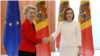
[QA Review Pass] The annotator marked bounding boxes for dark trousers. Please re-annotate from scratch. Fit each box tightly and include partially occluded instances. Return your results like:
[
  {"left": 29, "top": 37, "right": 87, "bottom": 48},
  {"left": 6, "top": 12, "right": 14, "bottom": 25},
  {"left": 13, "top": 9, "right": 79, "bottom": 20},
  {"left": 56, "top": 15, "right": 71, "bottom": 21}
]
[{"left": 18, "top": 50, "right": 36, "bottom": 56}]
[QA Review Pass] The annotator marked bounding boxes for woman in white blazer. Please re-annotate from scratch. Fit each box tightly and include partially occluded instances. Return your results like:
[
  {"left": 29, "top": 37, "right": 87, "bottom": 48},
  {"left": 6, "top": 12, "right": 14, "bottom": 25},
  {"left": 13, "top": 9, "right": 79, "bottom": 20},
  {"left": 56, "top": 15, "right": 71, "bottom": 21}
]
[{"left": 47, "top": 8, "right": 82, "bottom": 56}]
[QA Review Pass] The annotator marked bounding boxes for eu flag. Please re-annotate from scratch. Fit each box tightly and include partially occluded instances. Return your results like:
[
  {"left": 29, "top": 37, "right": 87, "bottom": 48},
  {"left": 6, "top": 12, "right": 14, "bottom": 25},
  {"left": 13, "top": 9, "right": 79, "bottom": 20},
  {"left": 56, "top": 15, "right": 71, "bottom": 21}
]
[{"left": 3, "top": 1, "right": 21, "bottom": 56}]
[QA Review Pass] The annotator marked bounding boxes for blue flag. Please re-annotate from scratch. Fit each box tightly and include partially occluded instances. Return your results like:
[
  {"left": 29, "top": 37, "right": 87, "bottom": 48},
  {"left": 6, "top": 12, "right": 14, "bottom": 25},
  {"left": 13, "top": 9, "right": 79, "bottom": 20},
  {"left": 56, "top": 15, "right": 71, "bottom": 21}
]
[{"left": 3, "top": 1, "right": 21, "bottom": 56}]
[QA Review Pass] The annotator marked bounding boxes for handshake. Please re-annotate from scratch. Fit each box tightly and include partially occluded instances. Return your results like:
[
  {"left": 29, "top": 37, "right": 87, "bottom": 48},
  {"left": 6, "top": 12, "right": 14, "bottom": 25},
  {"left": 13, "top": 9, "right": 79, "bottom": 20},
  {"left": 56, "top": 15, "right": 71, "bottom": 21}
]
[
  {"left": 36, "top": 36, "right": 53, "bottom": 47},
  {"left": 42, "top": 36, "right": 53, "bottom": 44},
  {"left": 42, "top": 37, "right": 49, "bottom": 44}
]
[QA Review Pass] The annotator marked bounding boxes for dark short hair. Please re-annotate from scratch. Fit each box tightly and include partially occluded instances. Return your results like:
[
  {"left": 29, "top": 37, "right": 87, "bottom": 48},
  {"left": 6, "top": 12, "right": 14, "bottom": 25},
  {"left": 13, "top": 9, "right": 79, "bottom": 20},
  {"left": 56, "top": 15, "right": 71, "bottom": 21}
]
[{"left": 62, "top": 7, "right": 75, "bottom": 21}]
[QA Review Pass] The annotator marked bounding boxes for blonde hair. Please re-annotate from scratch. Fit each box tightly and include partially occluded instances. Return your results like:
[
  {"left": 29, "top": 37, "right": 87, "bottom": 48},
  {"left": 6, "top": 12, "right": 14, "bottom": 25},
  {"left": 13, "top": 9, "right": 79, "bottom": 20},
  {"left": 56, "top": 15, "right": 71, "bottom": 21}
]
[{"left": 23, "top": 5, "right": 37, "bottom": 17}]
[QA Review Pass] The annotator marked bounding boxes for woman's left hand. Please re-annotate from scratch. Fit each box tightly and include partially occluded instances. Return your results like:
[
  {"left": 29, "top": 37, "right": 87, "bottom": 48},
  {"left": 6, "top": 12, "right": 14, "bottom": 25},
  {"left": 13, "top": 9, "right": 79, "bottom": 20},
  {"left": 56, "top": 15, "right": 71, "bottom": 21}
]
[
  {"left": 35, "top": 44, "right": 40, "bottom": 47},
  {"left": 78, "top": 49, "right": 81, "bottom": 56}
]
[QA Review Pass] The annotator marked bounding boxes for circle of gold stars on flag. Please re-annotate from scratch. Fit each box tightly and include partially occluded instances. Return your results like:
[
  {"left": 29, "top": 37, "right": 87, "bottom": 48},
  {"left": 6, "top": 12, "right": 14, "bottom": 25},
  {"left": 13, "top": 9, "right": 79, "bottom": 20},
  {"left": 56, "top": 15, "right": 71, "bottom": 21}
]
[{"left": 5, "top": 21, "right": 20, "bottom": 26}]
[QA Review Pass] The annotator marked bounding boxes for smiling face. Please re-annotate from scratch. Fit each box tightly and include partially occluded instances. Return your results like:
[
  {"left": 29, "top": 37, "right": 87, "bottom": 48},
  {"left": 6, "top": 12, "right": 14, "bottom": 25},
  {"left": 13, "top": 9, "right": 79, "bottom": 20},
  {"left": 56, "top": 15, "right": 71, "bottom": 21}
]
[
  {"left": 63, "top": 8, "right": 74, "bottom": 22},
  {"left": 26, "top": 8, "right": 36, "bottom": 22},
  {"left": 66, "top": 9, "right": 73, "bottom": 22}
]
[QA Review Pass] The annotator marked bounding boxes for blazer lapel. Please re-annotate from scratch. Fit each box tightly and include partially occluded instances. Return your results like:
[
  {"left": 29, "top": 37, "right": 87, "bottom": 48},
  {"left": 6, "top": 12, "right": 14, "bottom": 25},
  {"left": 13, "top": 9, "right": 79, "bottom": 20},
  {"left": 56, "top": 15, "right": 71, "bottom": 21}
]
[{"left": 25, "top": 19, "right": 36, "bottom": 35}]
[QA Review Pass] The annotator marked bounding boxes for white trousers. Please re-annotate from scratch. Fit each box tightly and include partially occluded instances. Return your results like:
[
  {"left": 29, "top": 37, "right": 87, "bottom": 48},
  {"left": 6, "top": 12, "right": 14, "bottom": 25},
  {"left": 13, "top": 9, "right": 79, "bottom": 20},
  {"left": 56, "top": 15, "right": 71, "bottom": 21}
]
[{"left": 59, "top": 46, "right": 79, "bottom": 56}]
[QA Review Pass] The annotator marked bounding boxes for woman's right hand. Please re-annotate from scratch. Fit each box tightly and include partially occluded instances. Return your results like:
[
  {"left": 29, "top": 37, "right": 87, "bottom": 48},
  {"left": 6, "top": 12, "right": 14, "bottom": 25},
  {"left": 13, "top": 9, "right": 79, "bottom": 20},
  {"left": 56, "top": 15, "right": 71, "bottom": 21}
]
[
  {"left": 48, "top": 36, "right": 53, "bottom": 41},
  {"left": 42, "top": 36, "right": 53, "bottom": 44},
  {"left": 42, "top": 38, "right": 49, "bottom": 44}
]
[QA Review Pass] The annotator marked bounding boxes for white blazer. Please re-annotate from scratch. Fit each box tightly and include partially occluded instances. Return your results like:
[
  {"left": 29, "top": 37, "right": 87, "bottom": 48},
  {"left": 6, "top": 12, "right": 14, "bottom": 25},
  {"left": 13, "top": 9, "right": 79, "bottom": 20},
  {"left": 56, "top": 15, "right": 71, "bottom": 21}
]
[{"left": 51, "top": 20, "right": 82, "bottom": 47}]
